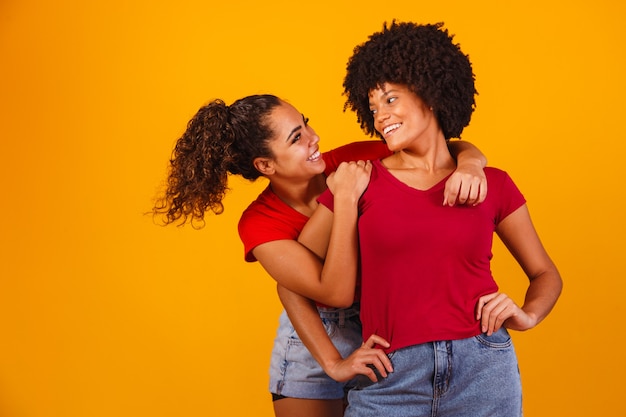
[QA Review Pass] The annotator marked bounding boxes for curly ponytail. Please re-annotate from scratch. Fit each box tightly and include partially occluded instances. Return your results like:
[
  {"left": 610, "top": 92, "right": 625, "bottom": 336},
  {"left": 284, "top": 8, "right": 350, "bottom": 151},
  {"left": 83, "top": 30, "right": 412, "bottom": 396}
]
[{"left": 153, "top": 94, "right": 281, "bottom": 227}]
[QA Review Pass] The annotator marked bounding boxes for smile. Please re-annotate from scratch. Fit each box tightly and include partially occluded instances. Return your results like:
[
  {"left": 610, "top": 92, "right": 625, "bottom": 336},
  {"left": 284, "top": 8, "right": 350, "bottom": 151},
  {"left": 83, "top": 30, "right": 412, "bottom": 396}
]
[
  {"left": 383, "top": 123, "right": 402, "bottom": 135},
  {"left": 307, "top": 150, "right": 321, "bottom": 161}
]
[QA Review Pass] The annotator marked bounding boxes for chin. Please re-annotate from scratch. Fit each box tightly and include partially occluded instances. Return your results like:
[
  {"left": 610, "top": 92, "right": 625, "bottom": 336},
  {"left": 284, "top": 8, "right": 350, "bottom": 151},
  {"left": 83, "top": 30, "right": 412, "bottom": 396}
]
[
  {"left": 384, "top": 140, "right": 402, "bottom": 152},
  {"left": 311, "top": 159, "right": 326, "bottom": 173}
]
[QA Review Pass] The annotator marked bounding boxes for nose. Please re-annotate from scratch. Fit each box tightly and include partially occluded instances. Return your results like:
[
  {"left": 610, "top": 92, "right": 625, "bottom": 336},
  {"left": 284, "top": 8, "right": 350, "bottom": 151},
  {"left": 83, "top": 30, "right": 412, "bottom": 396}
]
[
  {"left": 310, "top": 133, "right": 320, "bottom": 147},
  {"left": 374, "top": 108, "right": 390, "bottom": 126},
  {"left": 307, "top": 127, "right": 320, "bottom": 145}
]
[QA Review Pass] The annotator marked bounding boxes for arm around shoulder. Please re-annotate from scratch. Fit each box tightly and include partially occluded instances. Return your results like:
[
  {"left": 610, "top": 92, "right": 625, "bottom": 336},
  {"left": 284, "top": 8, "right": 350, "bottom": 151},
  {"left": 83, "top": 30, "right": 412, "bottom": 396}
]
[{"left": 445, "top": 140, "right": 488, "bottom": 206}]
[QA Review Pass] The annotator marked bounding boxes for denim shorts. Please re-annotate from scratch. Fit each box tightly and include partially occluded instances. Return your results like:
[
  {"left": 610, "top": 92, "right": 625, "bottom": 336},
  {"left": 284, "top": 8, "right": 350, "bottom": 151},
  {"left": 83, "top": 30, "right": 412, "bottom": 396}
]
[
  {"left": 345, "top": 327, "right": 523, "bottom": 417},
  {"left": 269, "top": 303, "right": 362, "bottom": 400}
]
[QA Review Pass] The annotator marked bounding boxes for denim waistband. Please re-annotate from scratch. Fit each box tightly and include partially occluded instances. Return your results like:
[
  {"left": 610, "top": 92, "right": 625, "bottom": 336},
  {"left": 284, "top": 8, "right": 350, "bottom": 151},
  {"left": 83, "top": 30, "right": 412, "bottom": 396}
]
[{"left": 317, "top": 303, "right": 360, "bottom": 320}]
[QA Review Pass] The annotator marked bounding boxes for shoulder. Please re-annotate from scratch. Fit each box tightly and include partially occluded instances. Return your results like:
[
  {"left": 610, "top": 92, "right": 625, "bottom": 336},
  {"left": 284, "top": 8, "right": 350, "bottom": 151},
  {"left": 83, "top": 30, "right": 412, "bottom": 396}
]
[
  {"left": 484, "top": 166, "right": 508, "bottom": 176},
  {"left": 484, "top": 166, "right": 515, "bottom": 186},
  {"left": 323, "top": 141, "right": 390, "bottom": 174},
  {"left": 238, "top": 187, "right": 307, "bottom": 262},
  {"left": 483, "top": 167, "right": 526, "bottom": 215},
  {"left": 324, "top": 141, "right": 388, "bottom": 155},
  {"left": 238, "top": 187, "right": 306, "bottom": 242},
  {"left": 239, "top": 187, "right": 276, "bottom": 221}
]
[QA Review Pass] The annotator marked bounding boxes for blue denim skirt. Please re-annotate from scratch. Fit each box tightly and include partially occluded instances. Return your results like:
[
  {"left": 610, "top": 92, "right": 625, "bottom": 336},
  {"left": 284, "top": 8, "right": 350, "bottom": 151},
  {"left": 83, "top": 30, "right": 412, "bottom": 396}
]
[{"left": 269, "top": 303, "right": 362, "bottom": 400}]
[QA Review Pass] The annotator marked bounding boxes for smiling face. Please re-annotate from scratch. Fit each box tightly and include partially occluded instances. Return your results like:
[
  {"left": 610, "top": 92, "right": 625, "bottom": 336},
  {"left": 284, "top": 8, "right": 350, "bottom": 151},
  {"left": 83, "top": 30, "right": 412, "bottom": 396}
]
[
  {"left": 368, "top": 82, "right": 440, "bottom": 152},
  {"left": 260, "top": 101, "right": 326, "bottom": 182}
]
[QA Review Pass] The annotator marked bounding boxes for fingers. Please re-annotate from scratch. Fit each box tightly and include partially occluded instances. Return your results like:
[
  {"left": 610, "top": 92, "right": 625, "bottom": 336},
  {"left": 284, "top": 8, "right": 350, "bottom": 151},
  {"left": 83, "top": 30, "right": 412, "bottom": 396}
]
[
  {"left": 326, "top": 333, "right": 394, "bottom": 383},
  {"left": 476, "top": 293, "right": 498, "bottom": 320},
  {"left": 362, "top": 334, "right": 390, "bottom": 349},
  {"left": 357, "top": 350, "right": 393, "bottom": 382},
  {"left": 469, "top": 179, "right": 487, "bottom": 205},
  {"left": 365, "top": 335, "right": 393, "bottom": 375},
  {"left": 352, "top": 334, "right": 394, "bottom": 381},
  {"left": 476, "top": 293, "right": 518, "bottom": 335},
  {"left": 337, "top": 160, "right": 371, "bottom": 170},
  {"left": 443, "top": 182, "right": 460, "bottom": 207},
  {"left": 477, "top": 177, "right": 488, "bottom": 204},
  {"left": 352, "top": 159, "right": 372, "bottom": 176},
  {"left": 328, "top": 160, "right": 372, "bottom": 197},
  {"left": 443, "top": 172, "right": 487, "bottom": 207},
  {"left": 333, "top": 160, "right": 372, "bottom": 182}
]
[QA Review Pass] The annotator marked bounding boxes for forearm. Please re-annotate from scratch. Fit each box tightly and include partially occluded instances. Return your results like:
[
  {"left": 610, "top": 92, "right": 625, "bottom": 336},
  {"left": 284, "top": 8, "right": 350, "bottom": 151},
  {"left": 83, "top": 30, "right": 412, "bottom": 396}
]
[
  {"left": 276, "top": 285, "right": 343, "bottom": 374},
  {"left": 496, "top": 205, "right": 563, "bottom": 330},
  {"left": 318, "top": 194, "right": 360, "bottom": 307},
  {"left": 448, "top": 140, "right": 487, "bottom": 168},
  {"left": 521, "top": 267, "right": 563, "bottom": 326},
  {"left": 295, "top": 161, "right": 371, "bottom": 306}
]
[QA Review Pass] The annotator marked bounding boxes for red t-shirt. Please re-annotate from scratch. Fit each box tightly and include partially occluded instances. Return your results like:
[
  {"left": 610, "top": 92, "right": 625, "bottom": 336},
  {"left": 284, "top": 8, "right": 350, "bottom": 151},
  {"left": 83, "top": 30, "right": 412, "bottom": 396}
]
[
  {"left": 318, "top": 163, "right": 526, "bottom": 352},
  {"left": 238, "top": 141, "right": 390, "bottom": 262}
]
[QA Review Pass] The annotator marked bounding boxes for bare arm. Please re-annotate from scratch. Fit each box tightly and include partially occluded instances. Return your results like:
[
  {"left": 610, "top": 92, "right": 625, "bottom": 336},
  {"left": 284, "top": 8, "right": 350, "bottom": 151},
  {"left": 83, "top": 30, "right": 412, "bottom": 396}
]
[
  {"left": 296, "top": 160, "right": 371, "bottom": 263},
  {"left": 277, "top": 284, "right": 392, "bottom": 382},
  {"left": 445, "top": 140, "right": 488, "bottom": 206},
  {"left": 476, "top": 204, "right": 563, "bottom": 335},
  {"left": 253, "top": 161, "right": 371, "bottom": 307}
]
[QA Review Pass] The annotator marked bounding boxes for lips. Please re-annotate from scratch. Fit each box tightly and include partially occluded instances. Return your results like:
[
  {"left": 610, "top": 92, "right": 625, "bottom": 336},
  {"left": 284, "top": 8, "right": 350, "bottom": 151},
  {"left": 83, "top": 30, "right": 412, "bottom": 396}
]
[
  {"left": 383, "top": 123, "right": 402, "bottom": 135},
  {"left": 307, "top": 150, "right": 321, "bottom": 161}
]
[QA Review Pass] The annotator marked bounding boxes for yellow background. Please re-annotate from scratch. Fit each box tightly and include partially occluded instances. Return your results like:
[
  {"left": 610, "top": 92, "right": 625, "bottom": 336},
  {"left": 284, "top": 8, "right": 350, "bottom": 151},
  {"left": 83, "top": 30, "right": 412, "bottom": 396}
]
[{"left": 1, "top": 1, "right": 624, "bottom": 416}]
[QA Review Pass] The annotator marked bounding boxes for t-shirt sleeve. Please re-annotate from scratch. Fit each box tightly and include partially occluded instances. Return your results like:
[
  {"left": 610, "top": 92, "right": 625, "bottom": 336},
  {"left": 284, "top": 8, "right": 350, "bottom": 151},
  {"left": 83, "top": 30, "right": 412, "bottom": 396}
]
[
  {"left": 323, "top": 141, "right": 391, "bottom": 175},
  {"left": 317, "top": 188, "right": 335, "bottom": 212},
  {"left": 238, "top": 203, "right": 302, "bottom": 262},
  {"left": 493, "top": 170, "right": 527, "bottom": 225}
]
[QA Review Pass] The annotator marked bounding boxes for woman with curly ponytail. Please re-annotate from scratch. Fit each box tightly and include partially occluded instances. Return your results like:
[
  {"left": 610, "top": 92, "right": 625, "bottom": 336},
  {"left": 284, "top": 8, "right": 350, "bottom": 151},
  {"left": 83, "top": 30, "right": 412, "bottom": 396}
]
[{"left": 153, "top": 92, "right": 489, "bottom": 417}]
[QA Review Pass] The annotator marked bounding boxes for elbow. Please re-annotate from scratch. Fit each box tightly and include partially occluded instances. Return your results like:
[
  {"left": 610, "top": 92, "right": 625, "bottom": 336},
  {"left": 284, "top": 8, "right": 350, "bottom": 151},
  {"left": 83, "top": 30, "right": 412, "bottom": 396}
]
[
  {"left": 556, "top": 274, "right": 564, "bottom": 298},
  {"left": 323, "top": 293, "right": 354, "bottom": 309},
  {"left": 549, "top": 266, "right": 564, "bottom": 296}
]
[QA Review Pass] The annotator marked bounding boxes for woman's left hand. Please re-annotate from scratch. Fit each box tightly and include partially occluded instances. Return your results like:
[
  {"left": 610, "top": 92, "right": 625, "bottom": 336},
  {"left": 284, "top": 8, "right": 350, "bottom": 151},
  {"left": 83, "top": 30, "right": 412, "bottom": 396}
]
[
  {"left": 476, "top": 292, "right": 537, "bottom": 335},
  {"left": 443, "top": 161, "right": 487, "bottom": 206}
]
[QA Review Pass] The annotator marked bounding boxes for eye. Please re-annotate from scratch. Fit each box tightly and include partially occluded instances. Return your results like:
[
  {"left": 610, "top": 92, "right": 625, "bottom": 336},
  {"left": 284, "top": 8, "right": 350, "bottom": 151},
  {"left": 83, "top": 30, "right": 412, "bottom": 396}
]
[
  {"left": 290, "top": 116, "right": 311, "bottom": 144},
  {"left": 387, "top": 96, "right": 397, "bottom": 104}
]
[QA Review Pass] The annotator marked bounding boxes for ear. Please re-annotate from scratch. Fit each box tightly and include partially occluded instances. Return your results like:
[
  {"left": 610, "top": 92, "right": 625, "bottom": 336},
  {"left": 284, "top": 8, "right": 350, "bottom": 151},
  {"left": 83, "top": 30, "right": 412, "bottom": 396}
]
[{"left": 253, "top": 157, "right": 275, "bottom": 176}]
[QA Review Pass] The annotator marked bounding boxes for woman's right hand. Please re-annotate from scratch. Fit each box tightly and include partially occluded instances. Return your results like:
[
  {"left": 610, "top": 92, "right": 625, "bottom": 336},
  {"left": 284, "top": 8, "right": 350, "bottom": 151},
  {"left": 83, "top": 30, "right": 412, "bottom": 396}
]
[
  {"left": 324, "top": 334, "right": 393, "bottom": 383},
  {"left": 326, "top": 160, "right": 372, "bottom": 201}
]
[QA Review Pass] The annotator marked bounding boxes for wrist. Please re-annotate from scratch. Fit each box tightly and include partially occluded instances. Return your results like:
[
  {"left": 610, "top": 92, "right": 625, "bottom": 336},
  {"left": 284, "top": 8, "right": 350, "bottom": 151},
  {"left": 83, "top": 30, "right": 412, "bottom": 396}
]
[
  {"left": 320, "top": 355, "right": 343, "bottom": 374},
  {"left": 516, "top": 308, "right": 539, "bottom": 331},
  {"left": 333, "top": 192, "right": 360, "bottom": 207},
  {"left": 456, "top": 158, "right": 483, "bottom": 169}
]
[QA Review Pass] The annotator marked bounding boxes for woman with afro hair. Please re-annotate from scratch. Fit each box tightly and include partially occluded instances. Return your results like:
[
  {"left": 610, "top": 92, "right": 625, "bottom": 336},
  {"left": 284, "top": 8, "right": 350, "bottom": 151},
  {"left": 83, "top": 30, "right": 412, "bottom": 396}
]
[
  {"left": 153, "top": 92, "right": 489, "bottom": 417},
  {"left": 298, "top": 21, "right": 562, "bottom": 416}
]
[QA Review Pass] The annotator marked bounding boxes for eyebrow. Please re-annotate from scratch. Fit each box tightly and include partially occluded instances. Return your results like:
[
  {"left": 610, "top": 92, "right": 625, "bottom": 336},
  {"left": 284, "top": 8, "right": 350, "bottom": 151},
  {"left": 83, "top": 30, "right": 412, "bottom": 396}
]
[
  {"left": 286, "top": 125, "right": 302, "bottom": 142},
  {"left": 285, "top": 114, "right": 306, "bottom": 142},
  {"left": 369, "top": 89, "right": 397, "bottom": 107}
]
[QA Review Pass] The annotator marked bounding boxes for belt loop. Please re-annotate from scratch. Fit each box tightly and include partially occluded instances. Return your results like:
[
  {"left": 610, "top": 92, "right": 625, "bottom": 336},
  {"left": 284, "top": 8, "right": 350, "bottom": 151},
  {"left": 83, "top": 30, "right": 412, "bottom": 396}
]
[{"left": 339, "top": 310, "right": 345, "bottom": 327}]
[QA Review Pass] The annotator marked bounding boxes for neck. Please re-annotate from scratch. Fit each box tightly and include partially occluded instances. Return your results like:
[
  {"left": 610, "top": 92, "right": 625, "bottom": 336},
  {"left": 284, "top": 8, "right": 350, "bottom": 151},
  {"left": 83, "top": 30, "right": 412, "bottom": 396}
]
[
  {"left": 388, "top": 133, "right": 455, "bottom": 173},
  {"left": 269, "top": 174, "right": 327, "bottom": 217}
]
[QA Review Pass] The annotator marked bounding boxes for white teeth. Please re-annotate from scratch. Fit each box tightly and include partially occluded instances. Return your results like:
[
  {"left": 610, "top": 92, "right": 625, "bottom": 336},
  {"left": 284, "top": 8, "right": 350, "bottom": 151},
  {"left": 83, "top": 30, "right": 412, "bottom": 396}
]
[
  {"left": 384, "top": 123, "right": 402, "bottom": 135},
  {"left": 308, "top": 150, "right": 321, "bottom": 161}
]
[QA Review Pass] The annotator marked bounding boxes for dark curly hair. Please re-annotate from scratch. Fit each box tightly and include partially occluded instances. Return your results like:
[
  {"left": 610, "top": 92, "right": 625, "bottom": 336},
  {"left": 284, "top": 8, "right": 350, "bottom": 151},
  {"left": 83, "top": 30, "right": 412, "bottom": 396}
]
[
  {"left": 343, "top": 21, "right": 477, "bottom": 140},
  {"left": 152, "top": 94, "right": 282, "bottom": 227}
]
